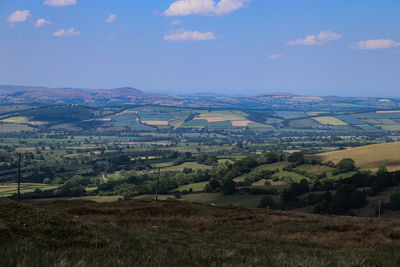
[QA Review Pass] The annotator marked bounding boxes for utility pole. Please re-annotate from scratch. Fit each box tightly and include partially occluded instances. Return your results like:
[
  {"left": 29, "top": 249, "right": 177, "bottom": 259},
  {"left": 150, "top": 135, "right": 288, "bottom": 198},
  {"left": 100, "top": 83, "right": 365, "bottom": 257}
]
[
  {"left": 378, "top": 200, "right": 381, "bottom": 217},
  {"left": 17, "top": 153, "right": 21, "bottom": 202},
  {"left": 155, "top": 168, "right": 161, "bottom": 202}
]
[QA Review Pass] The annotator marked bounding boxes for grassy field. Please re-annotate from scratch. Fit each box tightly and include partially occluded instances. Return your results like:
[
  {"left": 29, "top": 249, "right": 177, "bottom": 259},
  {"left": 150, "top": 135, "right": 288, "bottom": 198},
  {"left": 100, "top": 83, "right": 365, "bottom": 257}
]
[
  {"left": 0, "top": 123, "right": 36, "bottom": 132},
  {"left": 163, "top": 162, "right": 212, "bottom": 172},
  {"left": 0, "top": 183, "right": 58, "bottom": 197},
  {"left": 271, "top": 171, "right": 309, "bottom": 183},
  {"left": 177, "top": 181, "right": 208, "bottom": 192},
  {"left": 313, "top": 116, "right": 348, "bottom": 126},
  {"left": 312, "top": 142, "right": 400, "bottom": 171},
  {"left": 3, "top": 199, "right": 400, "bottom": 266}
]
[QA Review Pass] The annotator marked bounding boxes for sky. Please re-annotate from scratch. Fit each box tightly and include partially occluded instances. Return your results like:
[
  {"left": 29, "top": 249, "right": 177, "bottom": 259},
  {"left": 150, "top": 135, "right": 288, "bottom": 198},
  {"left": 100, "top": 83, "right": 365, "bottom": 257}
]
[{"left": 0, "top": 0, "right": 399, "bottom": 97}]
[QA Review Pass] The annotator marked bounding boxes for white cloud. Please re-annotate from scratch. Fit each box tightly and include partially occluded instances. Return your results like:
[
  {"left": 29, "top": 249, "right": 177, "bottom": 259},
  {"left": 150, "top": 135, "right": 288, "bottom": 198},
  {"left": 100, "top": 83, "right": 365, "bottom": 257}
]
[
  {"left": 106, "top": 14, "right": 116, "bottom": 23},
  {"left": 44, "top": 0, "right": 77, "bottom": 6},
  {"left": 268, "top": 53, "right": 284, "bottom": 60},
  {"left": 105, "top": 35, "right": 115, "bottom": 42},
  {"left": 35, "top": 18, "right": 52, "bottom": 28},
  {"left": 288, "top": 30, "right": 342, "bottom": 46},
  {"left": 7, "top": 10, "right": 31, "bottom": 23},
  {"left": 164, "top": 29, "right": 217, "bottom": 41},
  {"left": 170, "top": 20, "right": 182, "bottom": 26},
  {"left": 53, "top": 28, "right": 80, "bottom": 37},
  {"left": 351, "top": 39, "right": 400, "bottom": 50},
  {"left": 318, "top": 31, "right": 342, "bottom": 41},
  {"left": 164, "top": 0, "right": 250, "bottom": 17}
]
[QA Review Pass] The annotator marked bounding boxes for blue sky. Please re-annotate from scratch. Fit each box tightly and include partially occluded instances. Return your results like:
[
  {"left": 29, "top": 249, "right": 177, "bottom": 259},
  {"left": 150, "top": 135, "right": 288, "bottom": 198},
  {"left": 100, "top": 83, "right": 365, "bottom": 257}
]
[{"left": 0, "top": 0, "right": 399, "bottom": 97}]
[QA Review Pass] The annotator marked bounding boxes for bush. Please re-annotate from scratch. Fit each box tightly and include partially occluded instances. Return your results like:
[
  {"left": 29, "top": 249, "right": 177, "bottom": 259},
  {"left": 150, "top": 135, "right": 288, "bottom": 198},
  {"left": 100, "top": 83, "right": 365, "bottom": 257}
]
[
  {"left": 390, "top": 193, "right": 400, "bottom": 210},
  {"left": 258, "top": 196, "right": 276, "bottom": 209}
]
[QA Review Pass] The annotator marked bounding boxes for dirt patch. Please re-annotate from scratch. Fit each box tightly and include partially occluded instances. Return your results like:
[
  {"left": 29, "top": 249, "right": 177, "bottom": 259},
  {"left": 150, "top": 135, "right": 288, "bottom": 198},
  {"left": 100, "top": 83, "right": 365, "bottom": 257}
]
[
  {"left": 142, "top": 121, "right": 169, "bottom": 126},
  {"left": 231, "top": 120, "right": 252, "bottom": 126}
]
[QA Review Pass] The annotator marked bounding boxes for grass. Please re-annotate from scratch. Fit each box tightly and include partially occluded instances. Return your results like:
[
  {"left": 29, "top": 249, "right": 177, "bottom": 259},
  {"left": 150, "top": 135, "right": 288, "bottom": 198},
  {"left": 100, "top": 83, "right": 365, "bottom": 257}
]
[
  {"left": 0, "top": 123, "right": 36, "bottom": 132},
  {"left": 271, "top": 171, "right": 309, "bottom": 183},
  {"left": 3, "top": 199, "right": 400, "bottom": 266},
  {"left": 289, "top": 118, "right": 322, "bottom": 128},
  {"left": 177, "top": 181, "right": 208, "bottom": 192},
  {"left": 180, "top": 192, "right": 267, "bottom": 208},
  {"left": 313, "top": 116, "right": 348, "bottom": 126},
  {"left": 163, "top": 162, "right": 212, "bottom": 172},
  {"left": 0, "top": 183, "right": 58, "bottom": 197},
  {"left": 312, "top": 141, "right": 400, "bottom": 171},
  {"left": 197, "top": 110, "right": 247, "bottom": 121},
  {"left": 73, "top": 195, "right": 122, "bottom": 202}
]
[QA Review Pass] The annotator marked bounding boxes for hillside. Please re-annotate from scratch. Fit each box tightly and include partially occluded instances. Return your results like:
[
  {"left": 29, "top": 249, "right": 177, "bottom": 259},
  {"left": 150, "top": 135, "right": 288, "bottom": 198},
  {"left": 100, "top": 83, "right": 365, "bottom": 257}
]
[
  {"left": 2, "top": 84, "right": 400, "bottom": 110},
  {"left": 1, "top": 199, "right": 400, "bottom": 266},
  {"left": 312, "top": 142, "right": 400, "bottom": 171}
]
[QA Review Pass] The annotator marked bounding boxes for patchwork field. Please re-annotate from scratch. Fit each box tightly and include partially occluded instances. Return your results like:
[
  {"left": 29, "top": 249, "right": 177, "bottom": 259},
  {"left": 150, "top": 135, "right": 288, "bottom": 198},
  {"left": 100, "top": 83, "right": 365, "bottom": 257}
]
[
  {"left": 0, "top": 183, "right": 58, "bottom": 197},
  {"left": 313, "top": 116, "right": 348, "bottom": 126},
  {"left": 312, "top": 142, "right": 400, "bottom": 171}
]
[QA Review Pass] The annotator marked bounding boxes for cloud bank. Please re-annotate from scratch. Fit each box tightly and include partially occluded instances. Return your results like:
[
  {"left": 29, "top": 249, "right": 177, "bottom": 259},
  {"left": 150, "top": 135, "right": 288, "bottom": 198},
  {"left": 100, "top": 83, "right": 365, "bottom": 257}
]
[
  {"left": 8, "top": 10, "right": 31, "bottom": 23},
  {"left": 44, "top": 0, "right": 77, "bottom": 7},
  {"left": 288, "top": 31, "right": 342, "bottom": 46},
  {"left": 351, "top": 39, "right": 400, "bottom": 50},
  {"left": 53, "top": 28, "right": 80, "bottom": 37},
  {"left": 164, "top": 29, "right": 217, "bottom": 41},
  {"left": 35, "top": 18, "right": 52, "bottom": 28},
  {"left": 106, "top": 14, "right": 116, "bottom": 23},
  {"left": 164, "top": 0, "right": 250, "bottom": 17}
]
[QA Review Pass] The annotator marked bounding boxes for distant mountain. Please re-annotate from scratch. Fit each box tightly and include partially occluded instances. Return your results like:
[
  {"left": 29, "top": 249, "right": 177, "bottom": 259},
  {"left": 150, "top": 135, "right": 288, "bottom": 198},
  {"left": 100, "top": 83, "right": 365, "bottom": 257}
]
[
  {"left": 0, "top": 85, "right": 155, "bottom": 105},
  {"left": 0, "top": 85, "right": 399, "bottom": 111}
]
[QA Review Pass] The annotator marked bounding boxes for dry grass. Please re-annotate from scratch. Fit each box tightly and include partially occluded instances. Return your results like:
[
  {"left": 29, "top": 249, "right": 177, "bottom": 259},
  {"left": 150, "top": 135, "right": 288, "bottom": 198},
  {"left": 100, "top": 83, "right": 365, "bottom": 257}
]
[
  {"left": 142, "top": 120, "right": 170, "bottom": 126},
  {"left": 312, "top": 142, "right": 400, "bottom": 171},
  {"left": 231, "top": 120, "right": 252, "bottom": 126},
  {"left": 4, "top": 199, "right": 400, "bottom": 266},
  {"left": 376, "top": 110, "right": 400, "bottom": 114}
]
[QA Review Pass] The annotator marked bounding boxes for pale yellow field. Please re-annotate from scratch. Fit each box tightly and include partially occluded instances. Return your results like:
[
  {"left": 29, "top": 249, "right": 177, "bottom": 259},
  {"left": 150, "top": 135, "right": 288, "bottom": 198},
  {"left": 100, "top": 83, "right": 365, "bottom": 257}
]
[
  {"left": 313, "top": 116, "right": 348, "bottom": 126},
  {"left": 231, "top": 120, "right": 252, "bottom": 126},
  {"left": 1, "top": 116, "right": 29, "bottom": 123},
  {"left": 376, "top": 110, "right": 400, "bottom": 114},
  {"left": 115, "top": 110, "right": 138, "bottom": 116},
  {"left": 312, "top": 142, "right": 400, "bottom": 171},
  {"left": 142, "top": 120, "right": 169, "bottom": 126}
]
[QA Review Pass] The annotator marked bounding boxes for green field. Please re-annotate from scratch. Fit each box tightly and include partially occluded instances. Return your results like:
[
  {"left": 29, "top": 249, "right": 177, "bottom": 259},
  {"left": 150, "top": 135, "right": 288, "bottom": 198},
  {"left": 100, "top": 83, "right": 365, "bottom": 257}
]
[
  {"left": 0, "top": 183, "right": 58, "bottom": 197},
  {"left": 289, "top": 118, "right": 322, "bottom": 128},
  {"left": 0, "top": 123, "right": 36, "bottom": 132},
  {"left": 177, "top": 181, "right": 208, "bottom": 192},
  {"left": 313, "top": 116, "right": 348, "bottom": 126},
  {"left": 196, "top": 110, "right": 248, "bottom": 121},
  {"left": 163, "top": 162, "right": 212, "bottom": 172}
]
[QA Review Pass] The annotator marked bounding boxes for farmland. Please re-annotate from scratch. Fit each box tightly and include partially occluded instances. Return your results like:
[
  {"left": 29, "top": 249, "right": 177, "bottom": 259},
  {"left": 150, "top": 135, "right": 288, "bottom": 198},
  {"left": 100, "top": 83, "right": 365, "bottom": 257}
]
[
  {"left": 0, "top": 183, "right": 58, "bottom": 197},
  {"left": 312, "top": 141, "right": 400, "bottom": 171}
]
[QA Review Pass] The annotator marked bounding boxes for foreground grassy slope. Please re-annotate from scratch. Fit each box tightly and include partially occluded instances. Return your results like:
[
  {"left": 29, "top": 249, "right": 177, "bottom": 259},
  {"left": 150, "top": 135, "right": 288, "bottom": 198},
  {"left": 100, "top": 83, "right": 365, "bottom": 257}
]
[
  {"left": 2, "top": 199, "right": 400, "bottom": 266},
  {"left": 312, "top": 142, "right": 400, "bottom": 171}
]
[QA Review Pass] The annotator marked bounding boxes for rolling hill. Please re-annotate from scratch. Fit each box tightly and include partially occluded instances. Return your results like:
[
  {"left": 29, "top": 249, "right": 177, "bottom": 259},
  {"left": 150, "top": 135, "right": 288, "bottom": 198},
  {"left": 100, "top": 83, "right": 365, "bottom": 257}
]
[
  {"left": 2, "top": 84, "right": 400, "bottom": 110},
  {"left": 2, "top": 198, "right": 400, "bottom": 266},
  {"left": 312, "top": 142, "right": 400, "bottom": 171}
]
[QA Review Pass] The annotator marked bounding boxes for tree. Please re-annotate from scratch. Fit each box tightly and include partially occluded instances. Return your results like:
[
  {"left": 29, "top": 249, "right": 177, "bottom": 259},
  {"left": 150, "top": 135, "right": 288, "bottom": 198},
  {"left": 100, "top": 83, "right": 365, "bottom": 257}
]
[
  {"left": 265, "top": 152, "right": 279, "bottom": 164},
  {"left": 222, "top": 177, "right": 236, "bottom": 195},
  {"left": 336, "top": 158, "right": 356, "bottom": 173},
  {"left": 288, "top": 152, "right": 305, "bottom": 165},
  {"left": 390, "top": 193, "right": 400, "bottom": 210},
  {"left": 258, "top": 196, "right": 276, "bottom": 209}
]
